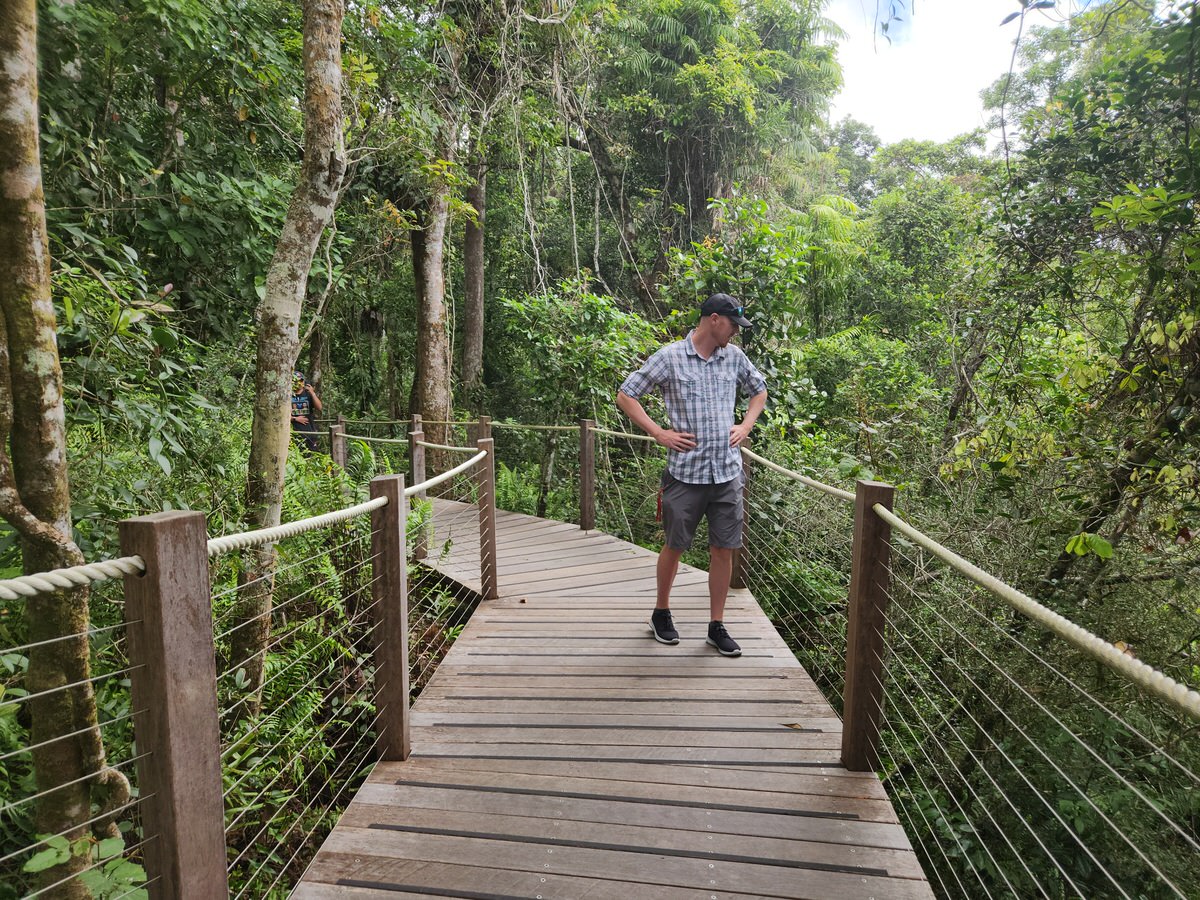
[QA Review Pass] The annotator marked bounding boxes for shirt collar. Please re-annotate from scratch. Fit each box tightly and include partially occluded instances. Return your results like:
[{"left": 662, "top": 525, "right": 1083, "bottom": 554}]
[{"left": 684, "top": 331, "right": 726, "bottom": 361}]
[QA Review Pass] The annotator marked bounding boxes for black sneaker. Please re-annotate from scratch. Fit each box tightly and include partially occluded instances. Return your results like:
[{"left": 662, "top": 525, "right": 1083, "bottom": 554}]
[
  {"left": 649, "top": 609, "right": 679, "bottom": 645},
  {"left": 706, "top": 621, "right": 741, "bottom": 657}
]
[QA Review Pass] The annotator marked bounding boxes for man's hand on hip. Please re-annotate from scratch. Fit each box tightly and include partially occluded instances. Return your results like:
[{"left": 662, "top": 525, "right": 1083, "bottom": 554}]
[
  {"left": 729, "top": 422, "right": 753, "bottom": 448},
  {"left": 656, "top": 428, "right": 697, "bottom": 452}
]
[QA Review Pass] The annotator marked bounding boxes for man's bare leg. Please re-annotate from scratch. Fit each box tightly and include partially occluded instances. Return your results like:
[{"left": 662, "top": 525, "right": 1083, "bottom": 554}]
[
  {"left": 705, "top": 545, "right": 741, "bottom": 655},
  {"left": 708, "top": 546, "right": 733, "bottom": 621},
  {"left": 657, "top": 546, "right": 684, "bottom": 609}
]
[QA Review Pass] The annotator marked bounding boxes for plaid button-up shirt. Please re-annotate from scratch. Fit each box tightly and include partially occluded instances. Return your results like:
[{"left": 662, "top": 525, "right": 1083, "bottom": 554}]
[{"left": 620, "top": 332, "right": 767, "bottom": 484}]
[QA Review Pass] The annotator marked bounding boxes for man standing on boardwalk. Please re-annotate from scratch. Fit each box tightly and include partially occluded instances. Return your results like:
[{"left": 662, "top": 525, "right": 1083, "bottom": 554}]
[{"left": 617, "top": 293, "right": 768, "bottom": 657}]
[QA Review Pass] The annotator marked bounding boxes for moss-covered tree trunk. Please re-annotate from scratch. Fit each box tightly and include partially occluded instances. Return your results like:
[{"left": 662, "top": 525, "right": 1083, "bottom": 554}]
[
  {"left": 0, "top": 2, "right": 124, "bottom": 893},
  {"left": 461, "top": 149, "right": 487, "bottom": 401},
  {"left": 414, "top": 133, "right": 456, "bottom": 471},
  {"left": 234, "top": 0, "right": 345, "bottom": 711}
]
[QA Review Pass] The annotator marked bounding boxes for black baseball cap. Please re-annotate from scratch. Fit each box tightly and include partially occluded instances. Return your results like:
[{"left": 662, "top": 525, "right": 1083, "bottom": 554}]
[{"left": 700, "top": 293, "right": 752, "bottom": 328}]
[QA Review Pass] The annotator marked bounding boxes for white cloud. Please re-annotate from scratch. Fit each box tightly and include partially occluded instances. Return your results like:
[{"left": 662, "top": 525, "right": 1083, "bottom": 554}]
[{"left": 823, "top": 0, "right": 1033, "bottom": 144}]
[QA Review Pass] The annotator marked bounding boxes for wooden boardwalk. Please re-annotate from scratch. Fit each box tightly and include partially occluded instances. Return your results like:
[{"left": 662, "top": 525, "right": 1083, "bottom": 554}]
[{"left": 295, "top": 502, "right": 932, "bottom": 899}]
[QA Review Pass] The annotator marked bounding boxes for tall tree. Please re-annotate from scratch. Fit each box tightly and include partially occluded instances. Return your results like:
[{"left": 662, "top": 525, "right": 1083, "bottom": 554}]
[
  {"left": 574, "top": 0, "right": 841, "bottom": 306},
  {"left": 233, "top": 0, "right": 345, "bottom": 708},
  {"left": 0, "top": 0, "right": 125, "bottom": 892}
]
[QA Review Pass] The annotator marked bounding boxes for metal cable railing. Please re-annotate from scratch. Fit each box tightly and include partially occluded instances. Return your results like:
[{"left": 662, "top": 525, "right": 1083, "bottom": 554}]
[
  {"left": 7, "top": 415, "right": 1199, "bottom": 899},
  {"left": 878, "top": 545, "right": 1200, "bottom": 897},
  {"left": 735, "top": 446, "right": 1200, "bottom": 898},
  {"left": 1, "top": 437, "right": 493, "bottom": 898}
]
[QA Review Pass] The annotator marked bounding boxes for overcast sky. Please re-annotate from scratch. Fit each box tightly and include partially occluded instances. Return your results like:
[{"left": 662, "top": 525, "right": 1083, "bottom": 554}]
[{"left": 823, "top": 0, "right": 1074, "bottom": 145}]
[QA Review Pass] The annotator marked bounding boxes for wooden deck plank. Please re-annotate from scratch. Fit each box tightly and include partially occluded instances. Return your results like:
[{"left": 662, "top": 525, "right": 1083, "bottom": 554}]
[
  {"left": 311, "top": 829, "right": 934, "bottom": 900},
  {"left": 297, "top": 502, "right": 931, "bottom": 898}
]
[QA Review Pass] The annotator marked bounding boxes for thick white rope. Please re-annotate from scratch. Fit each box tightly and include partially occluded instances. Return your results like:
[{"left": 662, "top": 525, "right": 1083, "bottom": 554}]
[
  {"left": 591, "top": 426, "right": 657, "bottom": 443},
  {"left": 493, "top": 422, "right": 579, "bottom": 432},
  {"left": 3, "top": 451, "right": 489, "bottom": 595},
  {"left": 342, "top": 433, "right": 410, "bottom": 445},
  {"left": 873, "top": 503, "right": 1200, "bottom": 722},
  {"left": 0, "top": 557, "right": 147, "bottom": 601},
  {"left": 412, "top": 439, "right": 480, "bottom": 453},
  {"left": 404, "top": 450, "right": 488, "bottom": 497},
  {"left": 206, "top": 497, "right": 388, "bottom": 557},
  {"left": 739, "top": 447, "right": 855, "bottom": 502}
]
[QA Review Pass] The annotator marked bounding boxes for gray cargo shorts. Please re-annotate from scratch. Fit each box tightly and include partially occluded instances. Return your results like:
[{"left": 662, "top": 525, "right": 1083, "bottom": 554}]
[{"left": 661, "top": 470, "right": 744, "bottom": 550}]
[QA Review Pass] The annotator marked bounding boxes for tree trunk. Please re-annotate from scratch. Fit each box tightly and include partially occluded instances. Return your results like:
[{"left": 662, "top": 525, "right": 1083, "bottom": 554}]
[
  {"left": 461, "top": 152, "right": 486, "bottom": 401},
  {"left": 0, "top": 3, "right": 125, "bottom": 893},
  {"left": 308, "top": 320, "right": 325, "bottom": 398},
  {"left": 234, "top": 0, "right": 344, "bottom": 711},
  {"left": 414, "top": 180, "right": 455, "bottom": 472}
]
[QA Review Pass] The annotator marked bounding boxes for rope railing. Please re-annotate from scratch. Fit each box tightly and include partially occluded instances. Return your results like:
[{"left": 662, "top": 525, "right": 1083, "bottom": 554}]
[
  {"left": 740, "top": 459, "right": 856, "bottom": 707},
  {"left": 0, "top": 555, "right": 146, "bottom": 600},
  {"left": 206, "top": 496, "right": 387, "bottom": 557},
  {"left": 404, "top": 449, "right": 487, "bottom": 498},
  {"left": 591, "top": 425, "right": 657, "bottom": 443},
  {"left": 873, "top": 504, "right": 1200, "bottom": 722},
  {"left": 0, "top": 435, "right": 497, "bottom": 898},
  {"left": 492, "top": 421, "right": 579, "bottom": 432},
  {"left": 876, "top": 536, "right": 1200, "bottom": 897},
  {"left": 342, "top": 432, "right": 410, "bottom": 445},
  {"left": 739, "top": 446, "right": 854, "bottom": 502},
  {"left": 212, "top": 444, "right": 494, "bottom": 895},
  {"left": 412, "top": 438, "right": 482, "bottom": 453},
  {"left": 0, "top": 447, "right": 489, "bottom": 602}
]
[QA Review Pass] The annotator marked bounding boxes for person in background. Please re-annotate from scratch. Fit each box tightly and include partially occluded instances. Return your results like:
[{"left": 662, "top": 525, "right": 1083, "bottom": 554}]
[
  {"left": 616, "top": 293, "right": 768, "bottom": 657},
  {"left": 290, "top": 371, "right": 322, "bottom": 452}
]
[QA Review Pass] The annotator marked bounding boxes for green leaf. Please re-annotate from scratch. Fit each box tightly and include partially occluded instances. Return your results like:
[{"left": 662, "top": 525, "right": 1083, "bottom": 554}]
[
  {"left": 96, "top": 836, "right": 125, "bottom": 860},
  {"left": 23, "top": 842, "right": 70, "bottom": 873},
  {"left": 1085, "top": 533, "right": 1114, "bottom": 559}
]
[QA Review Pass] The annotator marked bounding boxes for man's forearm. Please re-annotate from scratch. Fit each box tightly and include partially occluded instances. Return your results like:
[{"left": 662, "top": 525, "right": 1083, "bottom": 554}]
[
  {"left": 743, "top": 390, "right": 767, "bottom": 428},
  {"left": 616, "top": 391, "right": 661, "bottom": 439}
]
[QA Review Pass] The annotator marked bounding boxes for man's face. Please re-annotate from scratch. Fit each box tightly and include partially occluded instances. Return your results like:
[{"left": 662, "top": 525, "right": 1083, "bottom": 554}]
[
  {"left": 714, "top": 314, "right": 740, "bottom": 347},
  {"left": 293, "top": 378, "right": 305, "bottom": 395}
]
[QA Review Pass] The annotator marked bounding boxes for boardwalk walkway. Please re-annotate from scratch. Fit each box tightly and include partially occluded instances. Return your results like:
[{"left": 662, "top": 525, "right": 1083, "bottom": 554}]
[{"left": 295, "top": 503, "right": 933, "bottom": 899}]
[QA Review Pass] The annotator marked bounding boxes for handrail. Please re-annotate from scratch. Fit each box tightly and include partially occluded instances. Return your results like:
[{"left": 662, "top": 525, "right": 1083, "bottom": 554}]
[
  {"left": 412, "top": 439, "right": 481, "bottom": 453},
  {"left": 342, "top": 432, "right": 410, "bottom": 445},
  {"left": 206, "top": 497, "right": 388, "bottom": 557},
  {"left": 591, "top": 426, "right": 657, "bottom": 443},
  {"left": 492, "top": 422, "right": 579, "bottom": 432},
  {"left": 0, "top": 556, "right": 147, "bottom": 600},
  {"left": 0, "top": 449, "right": 491, "bottom": 597},
  {"left": 739, "top": 447, "right": 854, "bottom": 502},
  {"left": 403, "top": 449, "right": 487, "bottom": 498},
  {"left": 872, "top": 503, "right": 1200, "bottom": 722}
]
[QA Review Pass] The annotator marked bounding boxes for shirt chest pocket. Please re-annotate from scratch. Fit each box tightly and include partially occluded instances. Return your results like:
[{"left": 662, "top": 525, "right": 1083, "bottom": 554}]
[
  {"left": 712, "top": 371, "right": 738, "bottom": 402},
  {"left": 676, "top": 375, "right": 702, "bottom": 401}
]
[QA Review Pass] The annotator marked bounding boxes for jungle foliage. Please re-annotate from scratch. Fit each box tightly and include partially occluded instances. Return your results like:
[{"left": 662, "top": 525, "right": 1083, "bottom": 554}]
[{"left": 2, "top": 0, "right": 1199, "bottom": 897}]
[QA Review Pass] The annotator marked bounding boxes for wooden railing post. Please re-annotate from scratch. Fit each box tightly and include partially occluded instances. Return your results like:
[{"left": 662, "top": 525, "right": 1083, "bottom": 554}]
[
  {"left": 370, "top": 475, "right": 411, "bottom": 761},
  {"left": 730, "top": 454, "right": 752, "bottom": 589},
  {"left": 841, "top": 479, "right": 895, "bottom": 772},
  {"left": 409, "top": 418, "right": 427, "bottom": 560},
  {"left": 468, "top": 414, "right": 492, "bottom": 444},
  {"left": 119, "top": 511, "right": 227, "bottom": 900},
  {"left": 579, "top": 418, "right": 595, "bottom": 531},
  {"left": 476, "top": 437, "right": 499, "bottom": 601},
  {"left": 329, "top": 423, "right": 347, "bottom": 470}
]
